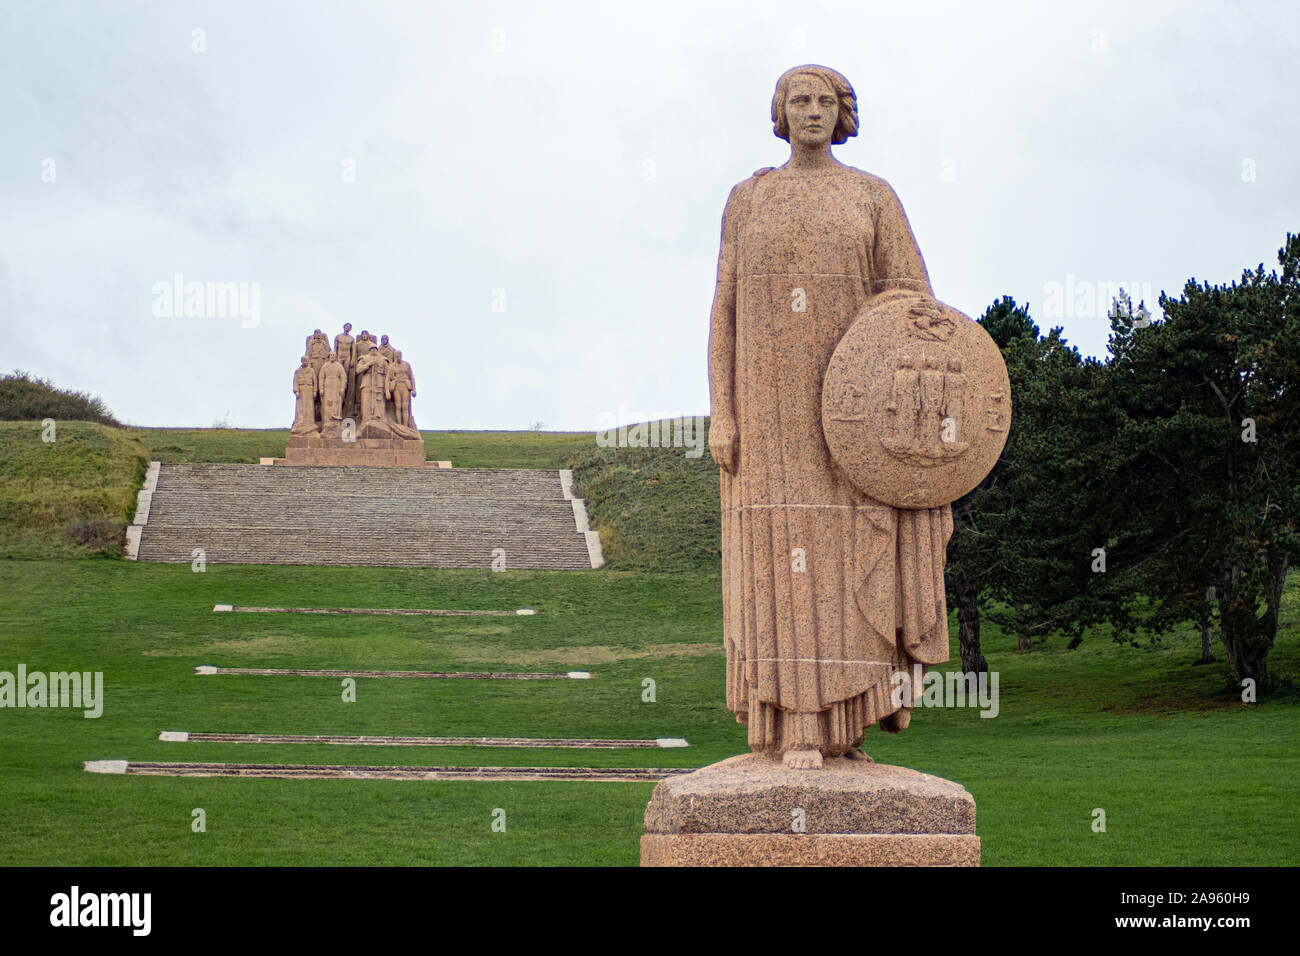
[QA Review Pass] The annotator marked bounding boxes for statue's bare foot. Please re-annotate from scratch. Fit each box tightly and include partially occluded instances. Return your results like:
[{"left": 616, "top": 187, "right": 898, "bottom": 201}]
[
  {"left": 783, "top": 749, "right": 823, "bottom": 770},
  {"left": 843, "top": 748, "right": 873, "bottom": 763}
]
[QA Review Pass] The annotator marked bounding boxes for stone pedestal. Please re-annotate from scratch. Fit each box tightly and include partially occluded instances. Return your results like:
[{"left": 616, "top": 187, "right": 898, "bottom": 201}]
[
  {"left": 640, "top": 753, "right": 979, "bottom": 867},
  {"left": 283, "top": 436, "right": 427, "bottom": 467}
]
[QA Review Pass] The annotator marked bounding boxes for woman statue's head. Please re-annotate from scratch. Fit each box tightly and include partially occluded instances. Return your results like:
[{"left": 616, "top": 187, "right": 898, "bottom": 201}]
[{"left": 770, "top": 64, "right": 859, "bottom": 146}]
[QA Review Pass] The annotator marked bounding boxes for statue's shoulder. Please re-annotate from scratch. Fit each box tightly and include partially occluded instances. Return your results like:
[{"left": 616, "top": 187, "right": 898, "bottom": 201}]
[
  {"left": 839, "top": 165, "right": 894, "bottom": 193},
  {"left": 723, "top": 167, "right": 775, "bottom": 216},
  {"left": 733, "top": 166, "right": 779, "bottom": 190}
]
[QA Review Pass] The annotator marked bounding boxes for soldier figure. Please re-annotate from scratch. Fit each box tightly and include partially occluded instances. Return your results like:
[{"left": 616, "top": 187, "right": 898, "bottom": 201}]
[
  {"left": 306, "top": 329, "right": 331, "bottom": 372},
  {"left": 355, "top": 329, "right": 376, "bottom": 362},
  {"left": 354, "top": 343, "right": 389, "bottom": 425}
]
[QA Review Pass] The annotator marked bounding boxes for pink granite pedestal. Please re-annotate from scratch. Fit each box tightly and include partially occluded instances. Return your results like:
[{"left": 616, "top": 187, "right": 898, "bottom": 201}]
[
  {"left": 283, "top": 436, "right": 427, "bottom": 466},
  {"left": 640, "top": 753, "right": 980, "bottom": 867}
]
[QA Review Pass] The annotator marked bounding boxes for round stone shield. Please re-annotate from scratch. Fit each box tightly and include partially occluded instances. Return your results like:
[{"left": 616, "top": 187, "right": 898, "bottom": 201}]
[{"left": 822, "top": 292, "right": 1011, "bottom": 509}]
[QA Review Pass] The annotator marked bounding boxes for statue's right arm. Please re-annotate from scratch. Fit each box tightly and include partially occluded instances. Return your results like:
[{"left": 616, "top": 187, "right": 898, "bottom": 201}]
[{"left": 708, "top": 182, "right": 744, "bottom": 474}]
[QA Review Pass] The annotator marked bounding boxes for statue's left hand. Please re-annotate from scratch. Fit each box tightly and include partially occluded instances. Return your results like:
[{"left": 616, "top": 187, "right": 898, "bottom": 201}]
[{"left": 709, "top": 416, "right": 739, "bottom": 474}]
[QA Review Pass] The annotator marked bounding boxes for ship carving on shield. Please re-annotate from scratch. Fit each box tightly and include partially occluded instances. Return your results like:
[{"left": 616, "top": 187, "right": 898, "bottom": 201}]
[{"left": 902, "top": 298, "right": 959, "bottom": 343}]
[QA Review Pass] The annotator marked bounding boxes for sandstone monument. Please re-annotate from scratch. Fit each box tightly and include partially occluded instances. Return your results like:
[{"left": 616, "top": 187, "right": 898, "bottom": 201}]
[
  {"left": 642, "top": 64, "right": 1009, "bottom": 866},
  {"left": 284, "top": 326, "right": 427, "bottom": 466}
]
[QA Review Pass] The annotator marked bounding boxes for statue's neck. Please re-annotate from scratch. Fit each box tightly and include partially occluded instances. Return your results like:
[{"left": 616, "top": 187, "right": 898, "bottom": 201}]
[{"left": 787, "top": 143, "right": 838, "bottom": 171}]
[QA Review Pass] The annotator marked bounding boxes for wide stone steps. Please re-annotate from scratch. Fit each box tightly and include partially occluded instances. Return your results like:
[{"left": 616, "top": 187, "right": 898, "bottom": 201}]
[
  {"left": 148, "top": 496, "right": 579, "bottom": 529},
  {"left": 132, "top": 463, "right": 600, "bottom": 569},
  {"left": 154, "top": 464, "right": 566, "bottom": 496},
  {"left": 136, "top": 529, "right": 589, "bottom": 568}
]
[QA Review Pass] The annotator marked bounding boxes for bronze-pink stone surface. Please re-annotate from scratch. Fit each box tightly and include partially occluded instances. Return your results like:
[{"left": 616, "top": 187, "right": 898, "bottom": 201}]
[
  {"left": 641, "top": 833, "right": 980, "bottom": 867},
  {"left": 823, "top": 292, "right": 1011, "bottom": 509},
  {"left": 706, "top": 64, "right": 1004, "bottom": 766},
  {"left": 641, "top": 754, "right": 979, "bottom": 867},
  {"left": 284, "top": 328, "right": 426, "bottom": 466}
]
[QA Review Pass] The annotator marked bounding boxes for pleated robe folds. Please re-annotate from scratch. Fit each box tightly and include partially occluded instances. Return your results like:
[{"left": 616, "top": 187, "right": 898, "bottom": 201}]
[{"left": 710, "top": 164, "right": 954, "bottom": 756}]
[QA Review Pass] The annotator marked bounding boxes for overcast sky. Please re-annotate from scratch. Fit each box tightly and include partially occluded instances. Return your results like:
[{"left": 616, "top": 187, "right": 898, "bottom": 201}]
[{"left": 2, "top": 0, "right": 1296, "bottom": 430}]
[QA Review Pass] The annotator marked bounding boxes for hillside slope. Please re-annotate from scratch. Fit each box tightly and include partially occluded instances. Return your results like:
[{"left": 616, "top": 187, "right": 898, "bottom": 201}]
[
  {"left": 567, "top": 420, "right": 720, "bottom": 572},
  {"left": 0, "top": 421, "right": 148, "bottom": 558}
]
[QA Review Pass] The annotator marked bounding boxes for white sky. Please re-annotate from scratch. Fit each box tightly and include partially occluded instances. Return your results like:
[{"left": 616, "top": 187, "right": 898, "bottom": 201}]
[{"left": 2, "top": 0, "right": 1296, "bottom": 429}]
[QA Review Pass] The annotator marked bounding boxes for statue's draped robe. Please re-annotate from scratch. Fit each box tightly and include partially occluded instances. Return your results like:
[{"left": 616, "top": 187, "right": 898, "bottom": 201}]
[
  {"left": 356, "top": 354, "right": 387, "bottom": 424},
  {"left": 712, "top": 164, "right": 954, "bottom": 755},
  {"left": 291, "top": 366, "right": 318, "bottom": 435},
  {"left": 319, "top": 361, "right": 346, "bottom": 424}
]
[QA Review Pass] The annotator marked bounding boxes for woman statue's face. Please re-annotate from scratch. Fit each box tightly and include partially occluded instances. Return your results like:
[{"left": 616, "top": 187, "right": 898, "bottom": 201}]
[{"left": 784, "top": 74, "right": 838, "bottom": 148}]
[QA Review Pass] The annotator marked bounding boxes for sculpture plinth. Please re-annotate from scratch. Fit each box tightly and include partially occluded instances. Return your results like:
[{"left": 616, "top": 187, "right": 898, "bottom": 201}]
[
  {"left": 283, "top": 435, "right": 427, "bottom": 467},
  {"left": 641, "top": 754, "right": 979, "bottom": 866}
]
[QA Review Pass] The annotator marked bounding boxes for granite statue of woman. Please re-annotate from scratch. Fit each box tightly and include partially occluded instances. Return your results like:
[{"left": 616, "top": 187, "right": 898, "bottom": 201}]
[{"left": 708, "top": 64, "right": 954, "bottom": 770}]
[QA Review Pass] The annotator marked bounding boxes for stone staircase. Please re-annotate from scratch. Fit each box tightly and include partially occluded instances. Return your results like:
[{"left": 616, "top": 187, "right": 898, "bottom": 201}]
[{"left": 128, "top": 463, "right": 603, "bottom": 570}]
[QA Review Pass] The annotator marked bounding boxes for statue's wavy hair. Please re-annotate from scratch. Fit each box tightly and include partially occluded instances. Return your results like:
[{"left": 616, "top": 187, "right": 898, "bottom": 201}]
[{"left": 770, "top": 64, "right": 859, "bottom": 145}]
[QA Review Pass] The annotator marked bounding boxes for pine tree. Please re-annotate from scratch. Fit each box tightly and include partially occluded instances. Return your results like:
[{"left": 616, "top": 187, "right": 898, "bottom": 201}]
[{"left": 1102, "top": 234, "right": 1299, "bottom": 685}]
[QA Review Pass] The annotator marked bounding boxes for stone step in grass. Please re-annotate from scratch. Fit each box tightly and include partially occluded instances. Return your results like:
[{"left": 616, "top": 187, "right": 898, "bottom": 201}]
[
  {"left": 207, "top": 606, "right": 539, "bottom": 617},
  {"left": 193, "top": 665, "right": 590, "bottom": 679},
  {"left": 156, "top": 731, "right": 690, "bottom": 749},
  {"left": 84, "top": 760, "right": 691, "bottom": 783}
]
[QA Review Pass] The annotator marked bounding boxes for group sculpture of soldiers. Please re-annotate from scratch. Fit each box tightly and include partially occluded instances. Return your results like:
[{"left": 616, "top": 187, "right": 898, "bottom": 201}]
[{"left": 291, "top": 324, "right": 419, "bottom": 440}]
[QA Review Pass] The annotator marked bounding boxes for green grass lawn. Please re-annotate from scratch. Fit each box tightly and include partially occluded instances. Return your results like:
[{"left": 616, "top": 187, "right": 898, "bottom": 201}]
[
  {"left": 1, "top": 558, "right": 1296, "bottom": 866},
  {"left": 2, "top": 422, "right": 1297, "bottom": 865}
]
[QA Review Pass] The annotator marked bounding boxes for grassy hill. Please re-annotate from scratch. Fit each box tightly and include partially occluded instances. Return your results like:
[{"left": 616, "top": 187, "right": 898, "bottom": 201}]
[
  {"left": 567, "top": 425, "right": 720, "bottom": 572},
  {"left": 0, "top": 421, "right": 147, "bottom": 558}
]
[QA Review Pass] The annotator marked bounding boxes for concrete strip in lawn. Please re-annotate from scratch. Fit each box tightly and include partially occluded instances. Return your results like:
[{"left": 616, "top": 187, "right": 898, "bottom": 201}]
[
  {"left": 213, "top": 605, "right": 536, "bottom": 616},
  {"left": 84, "top": 760, "right": 692, "bottom": 782},
  {"left": 194, "top": 665, "right": 592, "bottom": 679},
  {"left": 158, "top": 731, "right": 688, "bottom": 749}
]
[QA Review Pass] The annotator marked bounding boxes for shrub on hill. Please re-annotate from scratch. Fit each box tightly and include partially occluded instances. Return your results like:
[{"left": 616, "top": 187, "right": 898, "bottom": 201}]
[{"left": 0, "top": 371, "right": 119, "bottom": 426}]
